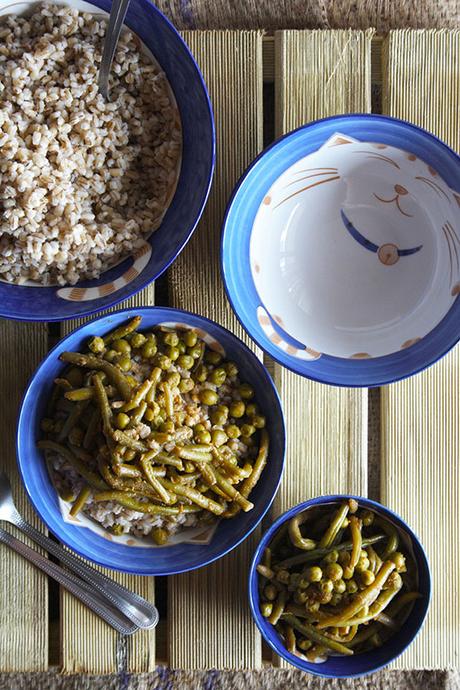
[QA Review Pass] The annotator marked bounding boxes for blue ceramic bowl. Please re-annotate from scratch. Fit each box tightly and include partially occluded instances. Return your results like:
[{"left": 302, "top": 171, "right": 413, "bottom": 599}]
[
  {"left": 1, "top": 0, "right": 214, "bottom": 322},
  {"left": 222, "top": 114, "right": 460, "bottom": 387},
  {"left": 17, "top": 307, "right": 285, "bottom": 575},
  {"left": 249, "top": 495, "right": 431, "bottom": 678}
]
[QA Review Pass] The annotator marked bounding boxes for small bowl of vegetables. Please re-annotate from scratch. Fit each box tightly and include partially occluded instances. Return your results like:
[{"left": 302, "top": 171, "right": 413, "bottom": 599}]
[{"left": 249, "top": 496, "right": 430, "bottom": 678}]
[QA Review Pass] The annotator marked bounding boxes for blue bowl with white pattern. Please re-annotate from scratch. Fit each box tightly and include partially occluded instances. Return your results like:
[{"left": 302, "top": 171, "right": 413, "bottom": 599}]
[
  {"left": 0, "top": 0, "right": 214, "bottom": 322},
  {"left": 249, "top": 495, "right": 431, "bottom": 678},
  {"left": 222, "top": 114, "right": 460, "bottom": 387},
  {"left": 16, "top": 307, "right": 285, "bottom": 575}
]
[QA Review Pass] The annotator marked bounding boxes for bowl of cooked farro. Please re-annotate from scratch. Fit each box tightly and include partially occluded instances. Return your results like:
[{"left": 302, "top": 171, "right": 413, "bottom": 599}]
[
  {"left": 17, "top": 307, "right": 285, "bottom": 574},
  {"left": 0, "top": 0, "right": 214, "bottom": 321}
]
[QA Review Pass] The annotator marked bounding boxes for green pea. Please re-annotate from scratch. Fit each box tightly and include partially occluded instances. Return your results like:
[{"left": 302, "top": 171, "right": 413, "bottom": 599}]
[
  {"left": 167, "top": 372, "right": 181, "bottom": 387},
  {"left": 177, "top": 341, "right": 186, "bottom": 354},
  {"left": 245, "top": 403, "right": 258, "bottom": 417},
  {"left": 264, "top": 584, "right": 277, "bottom": 601},
  {"left": 152, "top": 527, "right": 168, "bottom": 545},
  {"left": 104, "top": 349, "right": 118, "bottom": 362},
  {"left": 319, "top": 579, "right": 334, "bottom": 595},
  {"left": 163, "top": 332, "right": 179, "bottom": 347},
  {"left": 275, "top": 569, "right": 290, "bottom": 584},
  {"left": 205, "top": 350, "right": 222, "bottom": 365},
  {"left": 323, "top": 549, "right": 339, "bottom": 564},
  {"left": 361, "top": 509, "right": 374, "bottom": 526},
  {"left": 194, "top": 423, "right": 206, "bottom": 434},
  {"left": 390, "top": 552, "right": 406, "bottom": 572},
  {"left": 166, "top": 346, "right": 180, "bottom": 361},
  {"left": 196, "top": 430, "right": 212, "bottom": 444},
  {"left": 88, "top": 336, "right": 105, "bottom": 353},
  {"left": 325, "top": 563, "right": 343, "bottom": 582},
  {"left": 346, "top": 579, "right": 358, "bottom": 594},
  {"left": 124, "top": 448, "right": 136, "bottom": 461},
  {"left": 130, "top": 332, "right": 146, "bottom": 349},
  {"left": 240, "top": 423, "right": 256, "bottom": 437},
  {"left": 330, "top": 592, "right": 343, "bottom": 607},
  {"left": 177, "top": 354, "right": 194, "bottom": 370},
  {"left": 229, "top": 401, "right": 245, "bottom": 418},
  {"left": 360, "top": 569, "right": 375, "bottom": 586},
  {"left": 117, "top": 354, "right": 132, "bottom": 372},
  {"left": 184, "top": 330, "right": 198, "bottom": 347},
  {"left": 298, "top": 638, "right": 313, "bottom": 651},
  {"left": 194, "top": 364, "right": 208, "bottom": 382},
  {"left": 199, "top": 389, "right": 219, "bottom": 406},
  {"left": 239, "top": 383, "right": 254, "bottom": 399},
  {"left": 179, "top": 378, "right": 195, "bottom": 393},
  {"left": 333, "top": 578, "right": 347, "bottom": 594},
  {"left": 188, "top": 344, "right": 203, "bottom": 359},
  {"left": 252, "top": 415, "right": 266, "bottom": 429},
  {"left": 225, "top": 424, "right": 241, "bottom": 439},
  {"left": 142, "top": 341, "right": 158, "bottom": 359},
  {"left": 116, "top": 412, "right": 130, "bottom": 429},
  {"left": 156, "top": 355, "right": 172, "bottom": 371},
  {"left": 209, "top": 367, "right": 227, "bottom": 386},
  {"left": 294, "top": 590, "right": 308, "bottom": 604},
  {"left": 224, "top": 362, "right": 238, "bottom": 377},
  {"left": 211, "top": 429, "right": 227, "bottom": 447},
  {"left": 210, "top": 405, "right": 229, "bottom": 425},
  {"left": 113, "top": 338, "right": 131, "bottom": 354},
  {"left": 304, "top": 566, "right": 322, "bottom": 583}
]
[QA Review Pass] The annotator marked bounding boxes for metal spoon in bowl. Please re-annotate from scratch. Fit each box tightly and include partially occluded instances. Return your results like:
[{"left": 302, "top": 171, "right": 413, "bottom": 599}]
[
  {"left": 98, "top": 0, "right": 131, "bottom": 100},
  {"left": 0, "top": 471, "right": 159, "bottom": 630}
]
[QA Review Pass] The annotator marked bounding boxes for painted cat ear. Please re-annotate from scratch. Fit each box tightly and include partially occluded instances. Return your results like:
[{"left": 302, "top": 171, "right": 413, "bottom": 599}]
[{"left": 321, "top": 133, "right": 358, "bottom": 148}]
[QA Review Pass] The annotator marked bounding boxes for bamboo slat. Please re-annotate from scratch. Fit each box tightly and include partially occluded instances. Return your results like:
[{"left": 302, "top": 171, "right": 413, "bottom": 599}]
[
  {"left": 60, "top": 288, "right": 155, "bottom": 673},
  {"left": 381, "top": 29, "right": 460, "bottom": 671},
  {"left": 0, "top": 322, "right": 48, "bottom": 671},
  {"left": 272, "top": 30, "right": 373, "bottom": 665},
  {"left": 167, "top": 31, "right": 264, "bottom": 669}
]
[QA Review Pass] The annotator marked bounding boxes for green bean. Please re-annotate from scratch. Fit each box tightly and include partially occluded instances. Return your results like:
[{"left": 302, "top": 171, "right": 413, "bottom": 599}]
[
  {"left": 129, "top": 402, "right": 147, "bottom": 426},
  {"left": 54, "top": 377, "right": 73, "bottom": 390},
  {"left": 175, "top": 445, "right": 213, "bottom": 462},
  {"left": 211, "top": 466, "right": 253, "bottom": 512},
  {"left": 38, "top": 440, "right": 107, "bottom": 491},
  {"left": 57, "top": 400, "right": 88, "bottom": 442},
  {"left": 93, "top": 491, "right": 199, "bottom": 514},
  {"left": 121, "top": 379, "right": 153, "bottom": 412},
  {"left": 267, "top": 588, "right": 287, "bottom": 625},
  {"left": 69, "top": 485, "right": 91, "bottom": 516},
  {"left": 163, "top": 383, "right": 174, "bottom": 418},
  {"left": 160, "top": 478, "right": 225, "bottom": 515},
  {"left": 92, "top": 374, "right": 113, "bottom": 437},
  {"left": 339, "top": 584, "right": 402, "bottom": 627},
  {"left": 275, "top": 535, "right": 385, "bottom": 569},
  {"left": 316, "top": 560, "right": 396, "bottom": 629},
  {"left": 288, "top": 514, "right": 316, "bottom": 551},
  {"left": 284, "top": 624, "right": 297, "bottom": 654},
  {"left": 140, "top": 456, "right": 173, "bottom": 504},
  {"left": 263, "top": 547, "right": 272, "bottom": 569},
  {"left": 103, "top": 316, "right": 142, "bottom": 345},
  {"left": 385, "top": 591, "right": 421, "bottom": 618},
  {"left": 112, "top": 430, "right": 147, "bottom": 453},
  {"left": 140, "top": 450, "right": 183, "bottom": 469},
  {"left": 348, "top": 516, "right": 362, "bottom": 570},
  {"left": 113, "top": 463, "right": 142, "bottom": 478},
  {"left": 65, "top": 386, "right": 116, "bottom": 402},
  {"left": 60, "top": 352, "right": 132, "bottom": 400},
  {"left": 282, "top": 614, "right": 354, "bottom": 656},
  {"left": 378, "top": 520, "right": 400, "bottom": 560},
  {"left": 319, "top": 503, "right": 350, "bottom": 548}
]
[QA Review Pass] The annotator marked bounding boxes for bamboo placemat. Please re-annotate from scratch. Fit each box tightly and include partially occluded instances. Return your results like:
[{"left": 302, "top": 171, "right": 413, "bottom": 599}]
[
  {"left": 381, "top": 29, "right": 460, "bottom": 671},
  {"left": 0, "top": 29, "right": 459, "bottom": 675}
]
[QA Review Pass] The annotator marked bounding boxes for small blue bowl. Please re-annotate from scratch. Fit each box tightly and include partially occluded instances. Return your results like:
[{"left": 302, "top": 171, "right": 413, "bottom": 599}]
[
  {"left": 222, "top": 114, "right": 460, "bottom": 387},
  {"left": 17, "top": 307, "right": 285, "bottom": 575},
  {"left": 249, "top": 495, "right": 431, "bottom": 678},
  {"left": 1, "top": 0, "right": 214, "bottom": 322}
]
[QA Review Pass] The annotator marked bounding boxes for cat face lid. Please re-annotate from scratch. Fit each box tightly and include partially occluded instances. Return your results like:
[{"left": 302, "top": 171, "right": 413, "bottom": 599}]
[{"left": 250, "top": 132, "right": 460, "bottom": 362}]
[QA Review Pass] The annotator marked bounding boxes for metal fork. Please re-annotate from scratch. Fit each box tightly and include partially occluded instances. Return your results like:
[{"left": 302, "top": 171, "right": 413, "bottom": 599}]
[
  {"left": 98, "top": 0, "right": 131, "bottom": 100},
  {"left": 0, "top": 472, "right": 158, "bottom": 630}
]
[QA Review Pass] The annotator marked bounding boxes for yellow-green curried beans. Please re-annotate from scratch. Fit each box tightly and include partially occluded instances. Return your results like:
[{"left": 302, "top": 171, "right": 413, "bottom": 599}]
[
  {"left": 40, "top": 316, "right": 270, "bottom": 545},
  {"left": 257, "top": 500, "right": 420, "bottom": 661}
]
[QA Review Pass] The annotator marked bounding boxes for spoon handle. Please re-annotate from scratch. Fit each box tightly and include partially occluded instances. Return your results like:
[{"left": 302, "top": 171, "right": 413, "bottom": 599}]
[
  {"left": 13, "top": 514, "right": 158, "bottom": 630},
  {"left": 98, "top": 0, "right": 131, "bottom": 100},
  {"left": 0, "top": 527, "right": 137, "bottom": 635}
]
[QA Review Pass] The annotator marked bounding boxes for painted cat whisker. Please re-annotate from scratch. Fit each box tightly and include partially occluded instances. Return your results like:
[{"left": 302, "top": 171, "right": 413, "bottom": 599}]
[
  {"left": 292, "top": 167, "right": 338, "bottom": 174},
  {"left": 443, "top": 226, "right": 454, "bottom": 283},
  {"left": 445, "top": 223, "right": 459, "bottom": 271},
  {"left": 446, "top": 220, "right": 460, "bottom": 245},
  {"left": 354, "top": 151, "right": 400, "bottom": 169},
  {"left": 283, "top": 171, "right": 340, "bottom": 189},
  {"left": 415, "top": 176, "right": 450, "bottom": 202},
  {"left": 274, "top": 176, "right": 340, "bottom": 208},
  {"left": 396, "top": 196, "right": 413, "bottom": 218}
]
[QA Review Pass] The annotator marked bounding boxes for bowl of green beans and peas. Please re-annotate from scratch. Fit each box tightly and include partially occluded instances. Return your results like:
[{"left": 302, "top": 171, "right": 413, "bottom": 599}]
[{"left": 249, "top": 496, "right": 430, "bottom": 678}]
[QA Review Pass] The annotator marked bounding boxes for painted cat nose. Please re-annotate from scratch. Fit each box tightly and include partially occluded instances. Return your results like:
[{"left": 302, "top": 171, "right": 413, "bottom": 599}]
[{"left": 394, "top": 184, "right": 408, "bottom": 195}]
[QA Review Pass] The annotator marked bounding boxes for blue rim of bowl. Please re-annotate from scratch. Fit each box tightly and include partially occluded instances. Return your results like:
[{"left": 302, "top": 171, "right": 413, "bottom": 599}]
[
  {"left": 16, "top": 306, "right": 286, "bottom": 575},
  {"left": 221, "top": 113, "right": 460, "bottom": 388},
  {"left": 1, "top": 0, "right": 215, "bottom": 323},
  {"left": 248, "top": 494, "right": 431, "bottom": 678}
]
